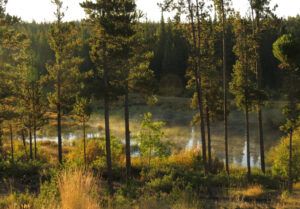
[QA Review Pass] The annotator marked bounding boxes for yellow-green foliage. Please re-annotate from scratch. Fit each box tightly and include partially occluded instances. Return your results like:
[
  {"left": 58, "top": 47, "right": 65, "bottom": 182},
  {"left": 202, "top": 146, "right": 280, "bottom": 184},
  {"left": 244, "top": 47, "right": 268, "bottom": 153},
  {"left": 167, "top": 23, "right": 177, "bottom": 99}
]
[
  {"left": 67, "top": 137, "right": 122, "bottom": 168},
  {"left": 267, "top": 129, "right": 300, "bottom": 180}
]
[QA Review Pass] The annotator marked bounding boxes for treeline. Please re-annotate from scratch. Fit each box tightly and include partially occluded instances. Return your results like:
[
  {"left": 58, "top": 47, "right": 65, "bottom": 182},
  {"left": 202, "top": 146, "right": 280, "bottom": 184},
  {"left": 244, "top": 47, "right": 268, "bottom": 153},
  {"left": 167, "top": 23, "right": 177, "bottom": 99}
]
[
  {"left": 0, "top": 0, "right": 299, "bottom": 195},
  {"left": 18, "top": 14, "right": 295, "bottom": 97}
]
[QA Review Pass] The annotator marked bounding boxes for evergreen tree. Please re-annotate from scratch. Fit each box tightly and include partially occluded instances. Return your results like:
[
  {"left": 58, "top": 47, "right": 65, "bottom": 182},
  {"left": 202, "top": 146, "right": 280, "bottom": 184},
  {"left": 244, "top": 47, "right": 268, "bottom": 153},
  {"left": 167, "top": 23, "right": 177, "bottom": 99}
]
[
  {"left": 214, "top": 0, "right": 232, "bottom": 175},
  {"left": 249, "top": 0, "right": 273, "bottom": 174},
  {"left": 45, "top": 0, "right": 83, "bottom": 164},
  {"left": 185, "top": 0, "right": 208, "bottom": 173},
  {"left": 73, "top": 97, "right": 92, "bottom": 168},
  {"left": 230, "top": 16, "right": 257, "bottom": 178},
  {"left": 81, "top": 0, "right": 129, "bottom": 195},
  {"left": 0, "top": 0, "right": 29, "bottom": 161},
  {"left": 124, "top": 25, "right": 155, "bottom": 182}
]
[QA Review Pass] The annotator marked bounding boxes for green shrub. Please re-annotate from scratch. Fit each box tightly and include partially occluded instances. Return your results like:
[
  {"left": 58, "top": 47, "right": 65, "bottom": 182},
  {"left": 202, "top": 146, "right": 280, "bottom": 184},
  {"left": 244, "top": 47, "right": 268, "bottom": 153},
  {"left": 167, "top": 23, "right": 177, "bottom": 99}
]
[{"left": 267, "top": 129, "right": 300, "bottom": 181}]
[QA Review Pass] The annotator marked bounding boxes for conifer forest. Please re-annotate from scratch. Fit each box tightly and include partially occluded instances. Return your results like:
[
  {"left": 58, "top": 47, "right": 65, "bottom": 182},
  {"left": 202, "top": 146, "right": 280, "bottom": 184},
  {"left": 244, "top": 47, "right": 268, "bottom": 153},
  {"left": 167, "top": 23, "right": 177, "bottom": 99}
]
[{"left": 0, "top": 0, "right": 300, "bottom": 208}]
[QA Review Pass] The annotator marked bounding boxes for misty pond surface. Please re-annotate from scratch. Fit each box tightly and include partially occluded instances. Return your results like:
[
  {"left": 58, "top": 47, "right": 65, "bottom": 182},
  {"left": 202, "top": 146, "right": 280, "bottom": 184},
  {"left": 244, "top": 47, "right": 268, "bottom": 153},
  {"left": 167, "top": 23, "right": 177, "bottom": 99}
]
[{"left": 36, "top": 103, "right": 283, "bottom": 168}]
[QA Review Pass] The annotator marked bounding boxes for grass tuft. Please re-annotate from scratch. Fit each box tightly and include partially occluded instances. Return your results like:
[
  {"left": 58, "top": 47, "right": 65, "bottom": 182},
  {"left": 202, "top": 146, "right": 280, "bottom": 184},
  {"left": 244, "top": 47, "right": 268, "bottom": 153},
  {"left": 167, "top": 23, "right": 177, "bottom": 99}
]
[{"left": 59, "top": 169, "right": 100, "bottom": 209}]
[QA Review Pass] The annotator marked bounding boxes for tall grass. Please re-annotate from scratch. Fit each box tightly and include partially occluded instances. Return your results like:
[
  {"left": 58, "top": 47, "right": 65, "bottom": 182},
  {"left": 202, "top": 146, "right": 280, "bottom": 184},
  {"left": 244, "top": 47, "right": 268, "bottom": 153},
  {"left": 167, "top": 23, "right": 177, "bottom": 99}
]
[{"left": 58, "top": 169, "right": 100, "bottom": 209}]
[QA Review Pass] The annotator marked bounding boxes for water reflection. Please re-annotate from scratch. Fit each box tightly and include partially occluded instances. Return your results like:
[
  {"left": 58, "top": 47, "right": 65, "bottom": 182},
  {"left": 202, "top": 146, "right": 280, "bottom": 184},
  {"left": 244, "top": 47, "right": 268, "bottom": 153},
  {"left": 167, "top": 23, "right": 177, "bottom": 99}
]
[{"left": 32, "top": 109, "right": 282, "bottom": 167}]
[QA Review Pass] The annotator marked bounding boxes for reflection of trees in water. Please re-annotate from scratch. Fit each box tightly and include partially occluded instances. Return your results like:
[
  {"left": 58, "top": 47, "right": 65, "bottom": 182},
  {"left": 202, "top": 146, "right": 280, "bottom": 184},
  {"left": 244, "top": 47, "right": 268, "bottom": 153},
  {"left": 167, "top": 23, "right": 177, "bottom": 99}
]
[
  {"left": 38, "top": 109, "right": 282, "bottom": 167},
  {"left": 187, "top": 110, "right": 282, "bottom": 167}
]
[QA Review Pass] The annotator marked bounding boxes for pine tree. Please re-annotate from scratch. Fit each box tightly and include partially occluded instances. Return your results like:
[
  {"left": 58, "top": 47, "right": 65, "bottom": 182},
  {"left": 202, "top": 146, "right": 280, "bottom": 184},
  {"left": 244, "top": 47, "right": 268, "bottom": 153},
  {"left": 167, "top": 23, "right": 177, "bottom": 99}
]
[
  {"left": 0, "top": 0, "right": 30, "bottom": 161},
  {"left": 81, "top": 0, "right": 128, "bottom": 195},
  {"left": 18, "top": 63, "right": 47, "bottom": 160},
  {"left": 73, "top": 97, "right": 92, "bottom": 168},
  {"left": 202, "top": 17, "right": 223, "bottom": 170},
  {"left": 124, "top": 22, "right": 155, "bottom": 182},
  {"left": 184, "top": 0, "right": 208, "bottom": 173},
  {"left": 249, "top": 0, "right": 273, "bottom": 174},
  {"left": 230, "top": 16, "right": 257, "bottom": 178},
  {"left": 214, "top": 0, "right": 232, "bottom": 175},
  {"left": 46, "top": 0, "right": 83, "bottom": 164}
]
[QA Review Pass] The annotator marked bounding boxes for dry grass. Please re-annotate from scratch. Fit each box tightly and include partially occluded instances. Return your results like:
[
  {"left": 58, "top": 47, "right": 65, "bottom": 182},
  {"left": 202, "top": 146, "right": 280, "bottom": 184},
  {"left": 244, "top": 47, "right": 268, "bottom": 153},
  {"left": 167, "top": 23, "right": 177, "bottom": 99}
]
[
  {"left": 59, "top": 169, "right": 100, "bottom": 209},
  {"left": 242, "top": 185, "right": 265, "bottom": 198},
  {"left": 232, "top": 185, "right": 265, "bottom": 199},
  {"left": 293, "top": 182, "right": 300, "bottom": 190}
]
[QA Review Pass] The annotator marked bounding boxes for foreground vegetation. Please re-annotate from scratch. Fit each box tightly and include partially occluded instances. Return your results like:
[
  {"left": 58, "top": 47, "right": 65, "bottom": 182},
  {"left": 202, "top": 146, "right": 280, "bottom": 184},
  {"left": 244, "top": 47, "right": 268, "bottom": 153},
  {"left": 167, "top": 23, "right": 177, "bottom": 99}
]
[{"left": 0, "top": 129, "right": 299, "bottom": 208}]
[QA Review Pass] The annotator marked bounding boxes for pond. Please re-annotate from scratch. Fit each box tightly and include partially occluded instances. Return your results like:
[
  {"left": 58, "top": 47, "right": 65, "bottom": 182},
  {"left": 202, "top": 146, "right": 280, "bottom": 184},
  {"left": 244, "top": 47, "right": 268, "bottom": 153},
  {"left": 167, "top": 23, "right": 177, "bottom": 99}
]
[{"left": 35, "top": 106, "right": 283, "bottom": 168}]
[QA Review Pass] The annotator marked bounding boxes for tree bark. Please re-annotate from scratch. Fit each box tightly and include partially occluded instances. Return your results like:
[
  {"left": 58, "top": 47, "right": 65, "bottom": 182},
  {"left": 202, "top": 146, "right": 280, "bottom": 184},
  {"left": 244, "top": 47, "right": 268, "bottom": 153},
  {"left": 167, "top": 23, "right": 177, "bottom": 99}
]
[
  {"left": 29, "top": 127, "right": 33, "bottom": 160},
  {"left": 9, "top": 124, "right": 14, "bottom": 164},
  {"left": 57, "top": 75, "right": 63, "bottom": 164},
  {"left": 103, "top": 54, "right": 113, "bottom": 195},
  {"left": 288, "top": 129, "right": 293, "bottom": 192},
  {"left": 34, "top": 126, "right": 37, "bottom": 159},
  {"left": 124, "top": 87, "right": 131, "bottom": 183},
  {"left": 206, "top": 105, "right": 212, "bottom": 170},
  {"left": 21, "top": 129, "right": 28, "bottom": 159},
  {"left": 83, "top": 120, "right": 87, "bottom": 169},
  {"left": 258, "top": 108, "right": 265, "bottom": 173},
  {"left": 0, "top": 126, "right": 3, "bottom": 155},
  {"left": 33, "top": 83, "right": 38, "bottom": 160},
  {"left": 245, "top": 99, "right": 251, "bottom": 179}
]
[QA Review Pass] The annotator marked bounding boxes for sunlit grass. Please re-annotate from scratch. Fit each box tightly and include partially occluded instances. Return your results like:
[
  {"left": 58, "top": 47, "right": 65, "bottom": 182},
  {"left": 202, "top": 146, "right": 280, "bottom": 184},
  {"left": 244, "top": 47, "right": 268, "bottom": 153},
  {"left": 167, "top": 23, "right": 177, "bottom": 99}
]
[{"left": 59, "top": 169, "right": 100, "bottom": 209}]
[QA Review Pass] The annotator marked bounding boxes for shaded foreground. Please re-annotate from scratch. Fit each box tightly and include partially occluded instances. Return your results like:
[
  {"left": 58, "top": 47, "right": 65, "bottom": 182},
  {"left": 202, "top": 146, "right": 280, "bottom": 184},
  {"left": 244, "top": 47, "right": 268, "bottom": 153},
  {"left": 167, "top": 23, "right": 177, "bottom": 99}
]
[{"left": 0, "top": 146, "right": 300, "bottom": 209}]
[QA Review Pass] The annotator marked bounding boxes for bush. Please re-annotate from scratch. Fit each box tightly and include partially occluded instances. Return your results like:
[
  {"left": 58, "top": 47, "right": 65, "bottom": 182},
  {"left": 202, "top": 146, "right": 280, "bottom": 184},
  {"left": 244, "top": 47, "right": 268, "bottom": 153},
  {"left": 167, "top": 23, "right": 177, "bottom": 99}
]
[
  {"left": 67, "top": 137, "right": 122, "bottom": 169},
  {"left": 267, "top": 129, "right": 300, "bottom": 181}
]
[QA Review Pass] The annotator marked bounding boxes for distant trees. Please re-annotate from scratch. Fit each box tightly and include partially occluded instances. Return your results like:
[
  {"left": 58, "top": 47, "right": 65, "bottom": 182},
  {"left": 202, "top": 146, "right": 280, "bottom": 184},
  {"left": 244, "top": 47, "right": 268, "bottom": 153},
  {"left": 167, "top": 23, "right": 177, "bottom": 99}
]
[
  {"left": 150, "top": 14, "right": 189, "bottom": 95},
  {"left": 46, "top": 0, "right": 83, "bottom": 164}
]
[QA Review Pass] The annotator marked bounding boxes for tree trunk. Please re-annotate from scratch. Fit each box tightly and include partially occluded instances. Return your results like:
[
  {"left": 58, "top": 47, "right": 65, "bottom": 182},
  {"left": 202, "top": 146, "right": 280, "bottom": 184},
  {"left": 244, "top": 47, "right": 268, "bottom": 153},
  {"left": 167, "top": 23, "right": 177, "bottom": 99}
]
[
  {"left": 0, "top": 126, "right": 3, "bottom": 155},
  {"left": 258, "top": 108, "right": 265, "bottom": 173},
  {"left": 288, "top": 129, "right": 293, "bottom": 192},
  {"left": 33, "top": 85, "right": 38, "bottom": 160},
  {"left": 29, "top": 127, "right": 33, "bottom": 160},
  {"left": 220, "top": 0, "right": 229, "bottom": 175},
  {"left": 104, "top": 61, "right": 113, "bottom": 195},
  {"left": 124, "top": 88, "right": 131, "bottom": 183},
  {"left": 9, "top": 124, "right": 14, "bottom": 164},
  {"left": 83, "top": 121, "right": 87, "bottom": 169},
  {"left": 57, "top": 102, "right": 62, "bottom": 164},
  {"left": 34, "top": 126, "right": 37, "bottom": 159},
  {"left": 57, "top": 69, "right": 63, "bottom": 164},
  {"left": 245, "top": 94, "right": 251, "bottom": 179},
  {"left": 21, "top": 129, "right": 28, "bottom": 159},
  {"left": 206, "top": 105, "right": 212, "bottom": 170},
  {"left": 188, "top": 0, "right": 207, "bottom": 173}
]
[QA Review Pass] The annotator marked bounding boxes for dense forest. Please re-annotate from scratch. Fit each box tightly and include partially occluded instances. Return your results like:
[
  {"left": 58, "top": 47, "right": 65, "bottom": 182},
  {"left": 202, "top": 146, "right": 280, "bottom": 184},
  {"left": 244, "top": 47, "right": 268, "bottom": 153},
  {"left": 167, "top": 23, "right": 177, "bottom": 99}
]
[{"left": 0, "top": 0, "right": 300, "bottom": 208}]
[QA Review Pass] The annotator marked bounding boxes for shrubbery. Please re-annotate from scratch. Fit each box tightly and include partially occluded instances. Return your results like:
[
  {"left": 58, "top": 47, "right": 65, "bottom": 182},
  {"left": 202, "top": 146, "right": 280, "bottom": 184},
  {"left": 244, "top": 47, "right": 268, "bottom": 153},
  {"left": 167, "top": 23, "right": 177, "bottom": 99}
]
[{"left": 268, "top": 129, "right": 300, "bottom": 181}]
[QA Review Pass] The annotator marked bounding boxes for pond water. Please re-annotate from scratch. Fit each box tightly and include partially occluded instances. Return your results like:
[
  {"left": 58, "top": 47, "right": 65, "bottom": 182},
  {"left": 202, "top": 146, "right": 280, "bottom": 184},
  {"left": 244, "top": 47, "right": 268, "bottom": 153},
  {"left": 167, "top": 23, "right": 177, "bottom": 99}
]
[{"left": 33, "top": 107, "right": 283, "bottom": 168}]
